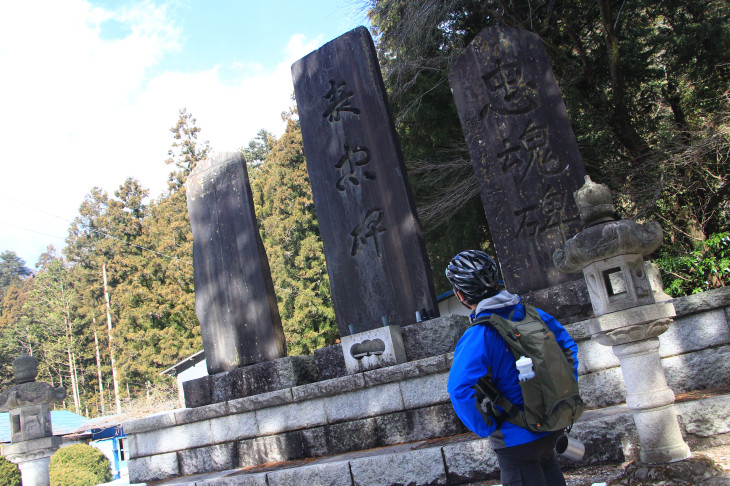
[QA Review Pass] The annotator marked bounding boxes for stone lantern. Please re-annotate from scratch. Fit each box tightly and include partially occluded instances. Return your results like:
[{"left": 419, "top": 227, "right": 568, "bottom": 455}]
[
  {"left": 0, "top": 355, "right": 66, "bottom": 486},
  {"left": 553, "top": 176, "right": 690, "bottom": 464}
]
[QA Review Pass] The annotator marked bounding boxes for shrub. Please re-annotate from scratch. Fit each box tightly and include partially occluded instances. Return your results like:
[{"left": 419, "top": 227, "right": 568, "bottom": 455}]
[
  {"left": 0, "top": 456, "right": 21, "bottom": 486},
  {"left": 656, "top": 232, "right": 730, "bottom": 297},
  {"left": 49, "top": 444, "right": 112, "bottom": 486}
]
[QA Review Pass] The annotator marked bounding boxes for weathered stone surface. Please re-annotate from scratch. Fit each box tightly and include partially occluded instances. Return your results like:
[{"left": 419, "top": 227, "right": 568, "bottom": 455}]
[
  {"left": 398, "top": 372, "right": 450, "bottom": 409},
  {"left": 374, "top": 403, "right": 465, "bottom": 446},
  {"left": 314, "top": 343, "right": 347, "bottom": 381},
  {"left": 211, "top": 368, "right": 245, "bottom": 404},
  {"left": 292, "top": 26, "right": 438, "bottom": 335},
  {"left": 128, "top": 452, "right": 179, "bottom": 483},
  {"left": 267, "top": 461, "right": 352, "bottom": 486},
  {"left": 578, "top": 367, "right": 627, "bottom": 409},
  {"left": 442, "top": 437, "right": 500, "bottom": 484},
  {"left": 349, "top": 446, "right": 447, "bottom": 486},
  {"left": 577, "top": 338, "right": 620, "bottom": 375},
  {"left": 673, "top": 287, "right": 730, "bottom": 317},
  {"left": 130, "top": 420, "right": 215, "bottom": 458},
  {"left": 183, "top": 375, "right": 212, "bottom": 408},
  {"left": 125, "top": 411, "right": 177, "bottom": 435},
  {"left": 342, "top": 325, "right": 407, "bottom": 373},
  {"left": 661, "top": 309, "right": 730, "bottom": 356},
  {"left": 255, "top": 399, "right": 328, "bottom": 435},
  {"left": 186, "top": 152, "right": 286, "bottom": 374},
  {"left": 178, "top": 443, "right": 238, "bottom": 477},
  {"left": 310, "top": 418, "right": 380, "bottom": 456},
  {"left": 204, "top": 471, "right": 269, "bottom": 486},
  {"left": 209, "top": 412, "right": 258, "bottom": 444},
  {"left": 227, "top": 388, "right": 293, "bottom": 414},
  {"left": 664, "top": 346, "right": 730, "bottom": 393},
  {"left": 570, "top": 409, "right": 639, "bottom": 465},
  {"left": 362, "top": 354, "right": 450, "bottom": 388},
  {"left": 679, "top": 395, "right": 730, "bottom": 438},
  {"left": 292, "top": 373, "right": 365, "bottom": 402},
  {"left": 238, "top": 431, "right": 305, "bottom": 468},
  {"left": 522, "top": 279, "right": 594, "bottom": 326},
  {"left": 174, "top": 401, "right": 228, "bottom": 425},
  {"left": 239, "top": 355, "right": 318, "bottom": 397},
  {"left": 449, "top": 25, "right": 586, "bottom": 294},
  {"left": 323, "top": 382, "right": 404, "bottom": 423},
  {"left": 400, "top": 315, "right": 469, "bottom": 361}
]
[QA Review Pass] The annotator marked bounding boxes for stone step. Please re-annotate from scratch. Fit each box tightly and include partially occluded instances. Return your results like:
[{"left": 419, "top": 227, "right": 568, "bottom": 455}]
[{"left": 148, "top": 393, "right": 730, "bottom": 486}]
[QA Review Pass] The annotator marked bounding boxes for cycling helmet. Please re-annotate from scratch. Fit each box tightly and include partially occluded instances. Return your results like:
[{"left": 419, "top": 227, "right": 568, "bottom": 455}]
[{"left": 445, "top": 250, "right": 501, "bottom": 304}]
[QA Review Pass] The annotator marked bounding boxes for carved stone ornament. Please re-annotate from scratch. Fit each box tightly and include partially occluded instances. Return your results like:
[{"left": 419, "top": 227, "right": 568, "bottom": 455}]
[
  {"left": 553, "top": 219, "right": 663, "bottom": 274},
  {"left": 592, "top": 318, "right": 673, "bottom": 346},
  {"left": 573, "top": 175, "right": 617, "bottom": 226},
  {"left": 13, "top": 355, "right": 38, "bottom": 384},
  {"left": 0, "top": 383, "right": 66, "bottom": 412}
]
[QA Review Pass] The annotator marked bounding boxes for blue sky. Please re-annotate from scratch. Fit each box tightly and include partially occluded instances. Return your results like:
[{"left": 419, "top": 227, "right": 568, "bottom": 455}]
[{"left": 0, "top": 0, "right": 368, "bottom": 268}]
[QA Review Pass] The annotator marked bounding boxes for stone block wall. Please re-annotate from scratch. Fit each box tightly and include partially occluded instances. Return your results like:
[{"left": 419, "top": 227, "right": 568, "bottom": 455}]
[{"left": 127, "top": 288, "right": 730, "bottom": 483}]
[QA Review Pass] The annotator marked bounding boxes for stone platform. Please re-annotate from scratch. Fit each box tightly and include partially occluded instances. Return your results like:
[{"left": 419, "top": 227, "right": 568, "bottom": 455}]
[{"left": 127, "top": 288, "right": 730, "bottom": 484}]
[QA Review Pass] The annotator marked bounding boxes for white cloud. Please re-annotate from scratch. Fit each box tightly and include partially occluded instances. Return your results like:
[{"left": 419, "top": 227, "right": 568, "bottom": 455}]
[{"left": 0, "top": 0, "right": 323, "bottom": 266}]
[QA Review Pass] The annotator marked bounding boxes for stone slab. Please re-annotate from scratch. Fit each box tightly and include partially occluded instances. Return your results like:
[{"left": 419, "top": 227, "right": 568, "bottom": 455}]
[
  {"left": 672, "top": 287, "right": 730, "bottom": 317},
  {"left": 178, "top": 443, "right": 238, "bottom": 477},
  {"left": 362, "top": 354, "right": 451, "bottom": 388},
  {"left": 237, "top": 430, "right": 306, "bottom": 468},
  {"left": 400, "top": 315, "right": 469, "bottom": 362},
  {"left": 203, "top": 471, "right": 269, "bottom": 486},
  {"left": 128, "top": 452, "right": 179, "bottom": 483},
  {"left": 292, "top": 373, "right": 365, "bottom": 402},
  {"left": 209, "top": 412, "right": 258, "bottom": 444},
  {"left": 341, "top": 325, "right": 407, "bottom": 373},
  {"left": 663, "top": 345, "right": 730, "bottom": 393},
  {"left": 323, "top": 382, "right": 404, "bottom": 423},
  {"left": 130, "top": 420, "right": 215, "bottom": 458},
  {"left": 255, "top": 398, "right": 329, "bottom": 435},
  {"left": 522, "top": 278, "right": 594, "bottom": 326},
  {"left": 442, "top": 436, "right": 500, "bottom": 484},
  {"left": 314, "top": 343, "right": 348, "bottom": 381},
  {"left": 186, "top": 152, "right": 286, "bottom": 374},
  {"left": 292, "top": 26, "right": 438, "bottom": 335},
  {"left": 174, "top": 401, "right": 229, "bottom": 425},
  {"left": 183, "top": 375, "right": 212, "bottom": 408},
  {"left": 267, "top": 461, "right": 352, "bottom": 486},
  {"left": 374, "top": 403, "right": 466, "bottom": 446},
  {"left": 349, "top": 445, "right": 447, "bottom": 486},
  {"left": 660, "top": 309, "right": 730, "bottom": 356},
  {"left": 227, "top": 388, "right": 293, "bottom": 414},
  {"left": 398, "top": 372, "right": 450, "bottom": 409},
  {"left": 449, "top": 25, "right": 586, "bottom": 294}
]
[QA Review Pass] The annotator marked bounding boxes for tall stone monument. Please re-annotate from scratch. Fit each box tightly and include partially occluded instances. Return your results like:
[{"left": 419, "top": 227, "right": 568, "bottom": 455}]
[
  {"left": 186, "top": 152, "right": 286, "bottom": 374},
  {"left": 0, "top": 355, "right": 66, "bottom": 486},
  {"left": 292, "top": 26, "right": 438, "bottom": 335},
  {"left": 449, "top": 26, "right": 587, "bottom": 295}
]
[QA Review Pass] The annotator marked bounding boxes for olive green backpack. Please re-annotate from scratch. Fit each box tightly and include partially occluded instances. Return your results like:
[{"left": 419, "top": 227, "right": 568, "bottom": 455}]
[{"left": 472, "top": 305, "right": 584, "bottom": 433}]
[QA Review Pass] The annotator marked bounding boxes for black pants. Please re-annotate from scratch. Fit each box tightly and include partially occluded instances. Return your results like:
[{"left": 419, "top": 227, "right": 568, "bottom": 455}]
[{"left": 494, "top": 431, "right": 566, "bottom": 486}]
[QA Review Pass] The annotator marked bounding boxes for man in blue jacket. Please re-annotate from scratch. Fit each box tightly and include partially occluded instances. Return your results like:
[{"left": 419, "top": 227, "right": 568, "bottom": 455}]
[{"left": 446, "top": 250, "right": 579, "bottom": 486}]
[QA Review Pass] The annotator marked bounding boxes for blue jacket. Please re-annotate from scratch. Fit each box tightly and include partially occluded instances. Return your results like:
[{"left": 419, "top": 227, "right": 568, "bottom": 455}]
[{"left": 447, "top": 294, "right": 579, "bottom": 448}]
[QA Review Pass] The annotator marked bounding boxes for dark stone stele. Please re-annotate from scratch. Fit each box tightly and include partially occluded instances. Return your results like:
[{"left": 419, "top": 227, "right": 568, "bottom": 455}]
[
  {"left": 449, "top": 26, "right": 587, "bottom": 294},
  {"left": 292, "top": 26, "right": 438, "bottom": 336},
  {"left": 186, "top": 152, "right": 286, "bottom": 375}
]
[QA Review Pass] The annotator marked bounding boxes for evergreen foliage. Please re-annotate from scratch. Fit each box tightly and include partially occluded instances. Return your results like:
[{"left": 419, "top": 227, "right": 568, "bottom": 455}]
[
  {"left": 0, "top": 456, "right": 21, "bottom": 486},
  {"left": 49, "top": 444, "right": 112, "bottom": 486},
  {"left": 251, "top": 117, "right": 338, "bottom": 354}
]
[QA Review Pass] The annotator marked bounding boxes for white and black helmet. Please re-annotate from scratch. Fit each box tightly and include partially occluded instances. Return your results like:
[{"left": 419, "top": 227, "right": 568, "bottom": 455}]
[{"left": 445, "top": 250, "right": 501, "bottom": 304}]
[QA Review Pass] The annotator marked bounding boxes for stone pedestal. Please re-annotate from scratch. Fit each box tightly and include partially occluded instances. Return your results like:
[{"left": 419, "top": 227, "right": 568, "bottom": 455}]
[
  {"left": 2, "top": 437, "right": 62, "bottom": 486},
  {"left": 341, "top": 325, "right": 407, "bottom": 374}
]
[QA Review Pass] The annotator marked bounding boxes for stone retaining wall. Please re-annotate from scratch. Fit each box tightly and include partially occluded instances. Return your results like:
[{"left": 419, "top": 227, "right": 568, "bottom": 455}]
[{"left": 127, "top": 288, "right": 730, "bottom": 483}]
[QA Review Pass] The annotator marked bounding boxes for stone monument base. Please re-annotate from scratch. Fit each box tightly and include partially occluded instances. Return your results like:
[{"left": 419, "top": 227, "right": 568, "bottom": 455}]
[
  {"left": 613, "top": 454, "right": 729, "bottom": 484},
  {"left": 183, "top": 356, "right": 318, "bottom": 408}
]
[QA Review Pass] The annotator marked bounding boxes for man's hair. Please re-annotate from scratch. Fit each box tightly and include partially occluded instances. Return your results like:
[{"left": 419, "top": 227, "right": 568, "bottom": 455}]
[{"left": 445, "top": 250, "right": 502, "bottom": 305}]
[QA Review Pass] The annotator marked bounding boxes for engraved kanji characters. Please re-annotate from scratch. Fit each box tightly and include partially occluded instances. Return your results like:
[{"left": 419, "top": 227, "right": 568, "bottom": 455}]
[
  {"left": 481, "top": 59, "right": 537, "bottom": 116},
  {"left": 323, "top": 80, "right": 360, "bottom": 122},
  {"left": 498, "top": 119, "right": 567, "bottom": 182},
  {"left": 514, "top": 185, "right": 577, "bottom": 239},
  {"left": 335, "top": 141, "right": 375, "bottom": 191},
  {"left": 350, "top": 208, "right": 386, "bottom": 257}
]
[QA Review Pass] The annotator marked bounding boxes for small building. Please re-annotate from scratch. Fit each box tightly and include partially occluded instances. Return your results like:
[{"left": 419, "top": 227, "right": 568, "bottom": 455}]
[{"left": 160, "top": 350, "right": 207, "bottom": 407}]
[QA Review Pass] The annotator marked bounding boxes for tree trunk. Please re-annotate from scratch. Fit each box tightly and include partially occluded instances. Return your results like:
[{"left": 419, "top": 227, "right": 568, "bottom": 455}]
[
  {"left": 93, "top": 316, "right": 106, "bottom": 415},
  {"left": 103, "top": 263, "right": 123, "bottom": 414}
]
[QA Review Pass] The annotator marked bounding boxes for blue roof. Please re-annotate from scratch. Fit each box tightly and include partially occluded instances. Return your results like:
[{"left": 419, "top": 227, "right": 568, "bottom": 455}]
[{"left": 0, "top": 410, "right": 89, "bottom": 443}]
